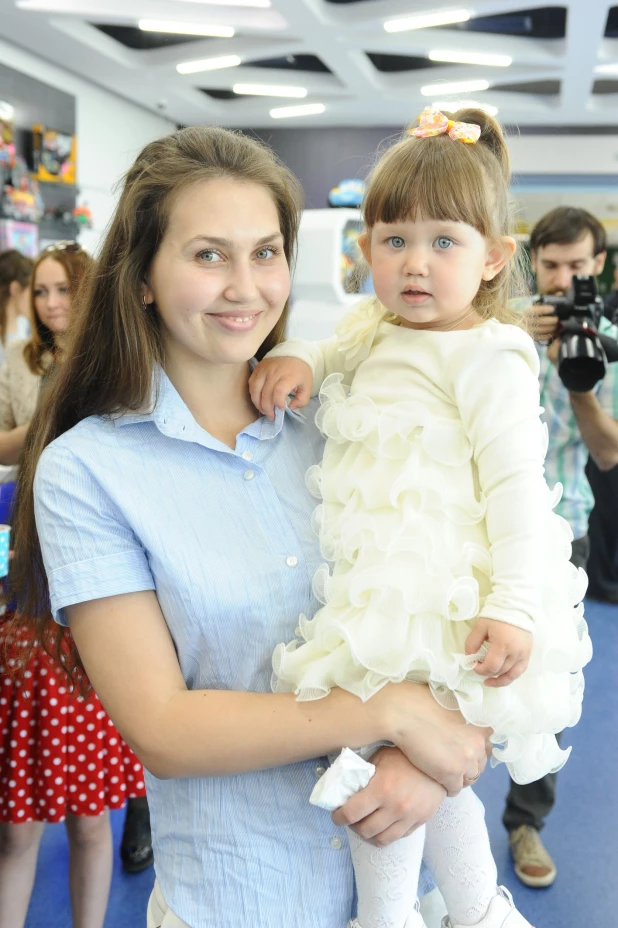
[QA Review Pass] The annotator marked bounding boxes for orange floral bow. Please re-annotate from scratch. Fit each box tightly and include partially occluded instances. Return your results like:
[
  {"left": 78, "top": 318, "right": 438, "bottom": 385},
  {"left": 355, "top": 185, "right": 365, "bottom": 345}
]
[{"left": 409, "top": 107, "right": 481, "bottom": 144}]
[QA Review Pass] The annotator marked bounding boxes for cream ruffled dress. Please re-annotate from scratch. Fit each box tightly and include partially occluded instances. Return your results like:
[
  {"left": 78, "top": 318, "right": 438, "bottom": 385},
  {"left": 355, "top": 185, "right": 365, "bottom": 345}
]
[{"left": 268, "top": 301, "right": 592, "bottom": 784}]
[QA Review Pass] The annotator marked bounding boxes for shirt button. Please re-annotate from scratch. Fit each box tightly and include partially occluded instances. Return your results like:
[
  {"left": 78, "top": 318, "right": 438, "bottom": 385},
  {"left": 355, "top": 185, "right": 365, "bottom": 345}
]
[
  {"left": 243, "top": 470, "right": 255, "bottom": 481},
  {"left": 286, "top": 556, "right": 298, "bottom": 568},
  {"left": 241, "top": 450, "right": 253, "bottom": 461},
  {"left": 315, "top": 765, "right": 326, "bottom": 778},
  {"left": 330, "top": 836, "right": 343, "bottom": 850}
]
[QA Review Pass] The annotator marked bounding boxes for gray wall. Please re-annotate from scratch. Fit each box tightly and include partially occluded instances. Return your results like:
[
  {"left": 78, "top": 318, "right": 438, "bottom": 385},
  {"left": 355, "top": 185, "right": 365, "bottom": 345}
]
[
  {"left": 249, "top": 126, "right": 400, "bottom": 208},
  {"left": 0, "top": 61, "right": 75, "bottom": 135}
]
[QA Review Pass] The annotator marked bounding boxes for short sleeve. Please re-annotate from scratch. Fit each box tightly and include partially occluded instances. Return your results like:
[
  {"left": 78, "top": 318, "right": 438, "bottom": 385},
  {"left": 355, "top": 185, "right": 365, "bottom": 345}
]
[{"left": 34, "top": 442, "right": 155, "bottom": 625}]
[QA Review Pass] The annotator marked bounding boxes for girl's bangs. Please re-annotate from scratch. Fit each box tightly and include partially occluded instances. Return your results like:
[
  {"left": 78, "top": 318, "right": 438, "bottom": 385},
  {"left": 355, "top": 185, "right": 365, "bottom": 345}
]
[{"left": 364, "top": 141, "right": 493, "bottom": 237}]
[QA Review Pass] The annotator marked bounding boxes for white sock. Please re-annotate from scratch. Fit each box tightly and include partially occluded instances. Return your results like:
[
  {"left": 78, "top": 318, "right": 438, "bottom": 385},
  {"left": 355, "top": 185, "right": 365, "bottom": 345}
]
[
  {"left": 423, "top": 790, "right": 498, "bottom": 926},
  {"left": 347, "top": 824, "right": 425, "bottom": 928}
]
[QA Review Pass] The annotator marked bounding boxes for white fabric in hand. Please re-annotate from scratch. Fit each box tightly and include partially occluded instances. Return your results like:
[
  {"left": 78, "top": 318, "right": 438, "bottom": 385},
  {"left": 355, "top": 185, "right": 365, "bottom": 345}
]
[{"left": 310, "top": 748, "right": 376, "bottom": 812}]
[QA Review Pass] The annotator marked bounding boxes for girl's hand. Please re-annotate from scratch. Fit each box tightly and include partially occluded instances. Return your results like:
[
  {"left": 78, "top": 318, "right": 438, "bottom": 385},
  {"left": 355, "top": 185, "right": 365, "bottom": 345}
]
[
  {"left": 332, "top": 746, "right": 446, "bottom": 847},
  {"left": 465, "top": 618, "right": 532, "bottom": 688},
  {"left": 249, "top": 357, "right": 314, "bottom": 421},
  {"left": 374, "top": 682, "right": 491, "bottom": 797}
]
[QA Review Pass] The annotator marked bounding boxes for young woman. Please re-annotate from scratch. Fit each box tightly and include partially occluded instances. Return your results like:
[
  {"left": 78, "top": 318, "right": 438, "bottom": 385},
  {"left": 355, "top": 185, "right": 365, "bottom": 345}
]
[
  {"left": 10, "top": 127, "right": 490, "bottom": 928},
  {"left": 0, "top": 243, "right": 148, "bottom": 928}
]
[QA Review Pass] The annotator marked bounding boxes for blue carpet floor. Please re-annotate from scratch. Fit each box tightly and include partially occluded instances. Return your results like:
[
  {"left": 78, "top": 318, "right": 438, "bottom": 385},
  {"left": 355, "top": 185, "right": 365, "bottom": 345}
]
[{"left": 25, "top": 599, "right": 617, "bottom": 927}]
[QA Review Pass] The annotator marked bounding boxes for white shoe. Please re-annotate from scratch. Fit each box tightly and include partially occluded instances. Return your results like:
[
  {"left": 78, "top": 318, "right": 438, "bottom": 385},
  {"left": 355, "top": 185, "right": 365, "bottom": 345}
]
[
  {"left": 348, "top": 899, "right": 427, "bottom": 928},
  {"left": 441, "top": 886, "right": 535, "bottom": 928}
]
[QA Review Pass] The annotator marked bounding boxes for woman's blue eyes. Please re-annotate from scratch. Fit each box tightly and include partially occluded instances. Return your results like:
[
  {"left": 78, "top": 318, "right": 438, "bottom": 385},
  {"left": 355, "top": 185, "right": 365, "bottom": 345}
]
[
  {"left": 198, "top": 250, "right": 221, "bottom": 263},
  {"left": 197, "top": 246, "right": 278, "bottom": 263}
]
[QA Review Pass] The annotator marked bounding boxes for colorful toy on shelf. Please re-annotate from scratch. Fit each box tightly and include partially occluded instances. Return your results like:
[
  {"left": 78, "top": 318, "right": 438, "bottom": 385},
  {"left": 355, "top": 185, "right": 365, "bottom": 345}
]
[
  {"left": 72, "top": 202, "right": 92, "bottom": 228},
  {"left": 1, "top": 155, "right": 43, "bottom": 224},
  {"left": 328, "top": 178, "right": 366, "bottom": 209},
  {"left": 32, "top": 124, "right": 77, "bottom": 185},
  {"left": 0, "top": 102, "right": 16, "bottom": 171},
  {"left": 0, "top": 220, "right": 39, "bottom": 258}
]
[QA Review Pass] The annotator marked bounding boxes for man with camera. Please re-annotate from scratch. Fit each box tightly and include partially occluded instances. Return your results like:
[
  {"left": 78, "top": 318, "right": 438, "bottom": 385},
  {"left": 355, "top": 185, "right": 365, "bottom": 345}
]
[{"left": 504, "top": 206, "right": 618, "bottom": 887}]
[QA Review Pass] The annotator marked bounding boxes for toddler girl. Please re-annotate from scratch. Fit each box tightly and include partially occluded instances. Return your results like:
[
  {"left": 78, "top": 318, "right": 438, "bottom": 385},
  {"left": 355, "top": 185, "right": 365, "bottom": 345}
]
[{"left": 250, "top": 109, "right": 592, "bottom": 928}]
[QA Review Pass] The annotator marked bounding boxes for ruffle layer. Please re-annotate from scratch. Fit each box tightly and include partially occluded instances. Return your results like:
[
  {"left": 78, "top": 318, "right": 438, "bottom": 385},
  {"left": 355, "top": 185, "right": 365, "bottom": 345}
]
[{"left": 272, "top": 359, "right": 592, "bottom": 785}]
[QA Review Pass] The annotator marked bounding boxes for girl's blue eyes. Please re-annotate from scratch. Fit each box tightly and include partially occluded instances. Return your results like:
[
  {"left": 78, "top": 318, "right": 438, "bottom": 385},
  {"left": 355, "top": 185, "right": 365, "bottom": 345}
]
[{"left": 387, "top": 236, "right": 454, "bottom": 250}]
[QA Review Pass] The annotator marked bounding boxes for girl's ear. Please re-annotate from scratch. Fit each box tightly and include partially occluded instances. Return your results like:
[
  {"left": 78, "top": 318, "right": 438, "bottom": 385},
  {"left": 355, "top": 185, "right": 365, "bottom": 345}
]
[
  {"left": 482, "top": 236, "right": 517, "bottom": 281},
  {"left": 358, "top": 232, "right": 372, "bottom": 266}
]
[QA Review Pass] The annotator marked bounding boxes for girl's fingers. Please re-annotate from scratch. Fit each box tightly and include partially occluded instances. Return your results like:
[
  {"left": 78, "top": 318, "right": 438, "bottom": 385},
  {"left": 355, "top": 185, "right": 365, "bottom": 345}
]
[
  {"left": 484, "top": 659, "right": 528, "bottom": 688},
  {"left": 473, "top": 646, "right": 508, "bottom": 678}
]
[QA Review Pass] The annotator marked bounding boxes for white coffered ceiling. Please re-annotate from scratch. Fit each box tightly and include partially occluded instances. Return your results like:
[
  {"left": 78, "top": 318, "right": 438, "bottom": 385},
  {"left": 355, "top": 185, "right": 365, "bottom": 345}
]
[{"left": 1, "top": 0, "right": 618, "bottom": 128}]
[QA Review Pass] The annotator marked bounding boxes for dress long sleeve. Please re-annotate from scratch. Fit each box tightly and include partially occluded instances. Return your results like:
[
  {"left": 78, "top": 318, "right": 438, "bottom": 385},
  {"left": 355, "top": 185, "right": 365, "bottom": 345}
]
[{"left": 448, "top": 334, "right": 548, "bottom": 631}]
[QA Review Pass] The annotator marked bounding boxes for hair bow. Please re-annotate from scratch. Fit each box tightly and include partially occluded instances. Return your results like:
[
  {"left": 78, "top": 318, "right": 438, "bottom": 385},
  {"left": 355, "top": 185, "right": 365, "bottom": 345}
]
[{"left": 409, "top": 107, "right": 481, "bottom": 144}]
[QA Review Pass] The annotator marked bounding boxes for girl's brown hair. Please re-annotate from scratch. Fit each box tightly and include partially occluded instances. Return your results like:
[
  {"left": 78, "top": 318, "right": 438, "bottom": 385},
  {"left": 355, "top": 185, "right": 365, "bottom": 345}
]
[
  {"left": 25, "top": 247, "right": 93, "bottom": 375},
  {"left": 8, "top": 126, "right": 304, "bottom": 683},
  {"left": 0, "top": 249, "right": 33, "bottom": 346},
  {"left": 363, "top": 108, "right": 527, "bottom": 324}
]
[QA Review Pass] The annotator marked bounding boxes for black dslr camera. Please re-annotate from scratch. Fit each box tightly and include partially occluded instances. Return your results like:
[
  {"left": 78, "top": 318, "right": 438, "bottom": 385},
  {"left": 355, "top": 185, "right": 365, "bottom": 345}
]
[{"left": 533, "top": 275, "right": 618, "bottom": 392}]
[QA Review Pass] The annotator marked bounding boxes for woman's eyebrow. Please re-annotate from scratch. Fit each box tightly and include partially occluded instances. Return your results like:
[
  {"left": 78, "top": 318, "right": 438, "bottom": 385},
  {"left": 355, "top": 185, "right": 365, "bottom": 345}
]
[{"left": 186, "top": 232, "right": 283, "bottom": 248}]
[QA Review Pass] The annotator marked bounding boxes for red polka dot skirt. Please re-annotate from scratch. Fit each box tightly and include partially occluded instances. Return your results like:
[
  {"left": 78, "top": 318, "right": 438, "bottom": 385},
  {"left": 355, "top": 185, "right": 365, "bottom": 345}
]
[{"left": 0, "top": 616, "right": 146, "bottom": 824}]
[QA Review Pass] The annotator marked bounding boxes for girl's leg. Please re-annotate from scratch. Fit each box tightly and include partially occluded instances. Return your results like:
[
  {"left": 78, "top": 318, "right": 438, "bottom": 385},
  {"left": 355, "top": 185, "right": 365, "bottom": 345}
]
[
  {"left": 64, "top": 811, "right": 113, "bottom": 928},
  {"left": 423, "top": 789, "right": 498, "bottom": 927},
  {"left": 0, "top": 821, "right": 45, "bottom": 928},
  {"left": 347, "top": 824, "right": 426, "bottom": 928}
]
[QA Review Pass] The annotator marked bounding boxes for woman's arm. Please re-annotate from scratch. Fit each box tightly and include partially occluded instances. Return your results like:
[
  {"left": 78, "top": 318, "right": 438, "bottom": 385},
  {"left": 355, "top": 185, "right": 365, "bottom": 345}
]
[{"left": 67, "top": 590, "right": 489, "bottom": 793}]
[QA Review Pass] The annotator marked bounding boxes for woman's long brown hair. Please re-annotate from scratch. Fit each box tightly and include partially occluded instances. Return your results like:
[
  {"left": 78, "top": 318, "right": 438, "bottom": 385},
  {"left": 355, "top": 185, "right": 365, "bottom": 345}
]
[{"left": 8, "top": 126, "right": 304, "bottom": 684}]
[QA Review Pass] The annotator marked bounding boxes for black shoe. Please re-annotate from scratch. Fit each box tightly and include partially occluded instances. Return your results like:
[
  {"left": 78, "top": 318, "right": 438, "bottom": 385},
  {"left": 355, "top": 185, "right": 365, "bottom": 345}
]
[{"left": 120, "top": 796, "right": 154, "bottom": 873}]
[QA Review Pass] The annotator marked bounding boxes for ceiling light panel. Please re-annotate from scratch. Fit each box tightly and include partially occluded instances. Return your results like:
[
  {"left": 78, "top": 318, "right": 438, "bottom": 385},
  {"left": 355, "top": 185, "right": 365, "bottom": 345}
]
[
  {"left": 428, "top": 50, "right": 513, "bottom": 67},
  {"left": 233, "top": 84, "right": 307, "bottom": 97},
  {"left": 432, "top": 100, "right": 499, "bottom": 116},
  {"left": 139, "top": 20, "right": 235, "bottom": 37},
  {"left": 421, "top": 79, "right": 490, "bottom": 95},
  {"left": 177, "top": 54, "right": 241, "bottom": 74},
  {"left": 384, "top": 9, "right": 471, "bottom": 33},
  {"left": 270, "top": 103, "right": 326, "bottom": 119},
  {"left": 173, "top": 0, "right": 270, "bottom": 6}
]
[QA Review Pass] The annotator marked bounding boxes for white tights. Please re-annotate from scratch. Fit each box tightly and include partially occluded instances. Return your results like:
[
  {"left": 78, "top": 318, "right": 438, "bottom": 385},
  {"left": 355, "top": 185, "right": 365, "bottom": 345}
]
[{"left": 348, "top": 788, "right": 498, "bottom": 928}]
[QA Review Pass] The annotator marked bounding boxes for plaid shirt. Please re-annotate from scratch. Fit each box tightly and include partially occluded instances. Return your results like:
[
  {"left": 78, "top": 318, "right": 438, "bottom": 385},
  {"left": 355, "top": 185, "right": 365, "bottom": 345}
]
[{"left": 538, "top": 316, "right": 618, "bottom": 539}]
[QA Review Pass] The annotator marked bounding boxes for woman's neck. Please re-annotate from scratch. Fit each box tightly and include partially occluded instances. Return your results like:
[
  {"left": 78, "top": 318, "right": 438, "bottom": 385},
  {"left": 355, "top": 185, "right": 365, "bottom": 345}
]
[{"left": 164, "top": 349, "right": 258, "bottom": 449}]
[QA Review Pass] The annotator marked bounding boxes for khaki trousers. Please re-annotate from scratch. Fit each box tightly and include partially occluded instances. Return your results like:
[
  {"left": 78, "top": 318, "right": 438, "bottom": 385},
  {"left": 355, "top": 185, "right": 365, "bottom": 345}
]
[{"left": 146, "top": 879, "right": 192, "bottom": 928}]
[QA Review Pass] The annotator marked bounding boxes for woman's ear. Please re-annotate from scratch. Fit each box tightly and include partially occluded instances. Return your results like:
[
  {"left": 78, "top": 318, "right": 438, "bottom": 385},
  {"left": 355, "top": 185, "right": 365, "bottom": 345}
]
[
  {"left": 358, "top": 232, "right": 372, "bottom": 266},
  {"left": 482, "top": 236, "right": 517, "bottom": 281},
  {"left": 142, "top": 282, "right": 154, "bottom": 306}
]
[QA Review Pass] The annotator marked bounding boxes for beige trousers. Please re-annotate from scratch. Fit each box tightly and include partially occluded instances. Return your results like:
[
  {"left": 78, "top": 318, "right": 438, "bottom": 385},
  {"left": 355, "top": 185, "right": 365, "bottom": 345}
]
[{"left": 146, "top": 879, "right": 192, "bottom": 928}]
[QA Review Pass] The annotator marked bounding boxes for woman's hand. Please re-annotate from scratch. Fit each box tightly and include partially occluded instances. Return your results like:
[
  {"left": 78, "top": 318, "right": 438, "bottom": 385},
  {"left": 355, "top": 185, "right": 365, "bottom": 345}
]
[
  {"left": 374, "top": 682, "right": 492, "bottom": 797},
  {"left": 249, "top": 357, "right": 314, "bottom": 420},
  {"left": 332, "top": 746, "right": 446, "bottom": 847}
]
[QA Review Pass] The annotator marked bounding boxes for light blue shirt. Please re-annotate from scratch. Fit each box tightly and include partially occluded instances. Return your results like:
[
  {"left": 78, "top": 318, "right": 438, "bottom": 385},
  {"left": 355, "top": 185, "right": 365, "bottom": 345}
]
[
  {"left": 538, "top": 317, "right": 618, "bottom": 539},
  {"left": 33, "top": 367, "right": 433, "bottom": 928}
]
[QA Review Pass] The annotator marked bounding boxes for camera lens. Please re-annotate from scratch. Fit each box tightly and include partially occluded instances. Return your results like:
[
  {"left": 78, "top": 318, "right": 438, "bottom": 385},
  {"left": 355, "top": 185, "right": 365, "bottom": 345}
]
[{"left": 558, "top": 332, "right": 606, "bottom": 392}]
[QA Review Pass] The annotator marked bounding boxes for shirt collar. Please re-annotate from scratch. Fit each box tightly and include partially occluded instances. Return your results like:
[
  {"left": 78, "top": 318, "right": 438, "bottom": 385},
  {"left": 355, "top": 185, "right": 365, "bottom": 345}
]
[{"left": 111, "top": 363, "right": 303, "bottom": 443}]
